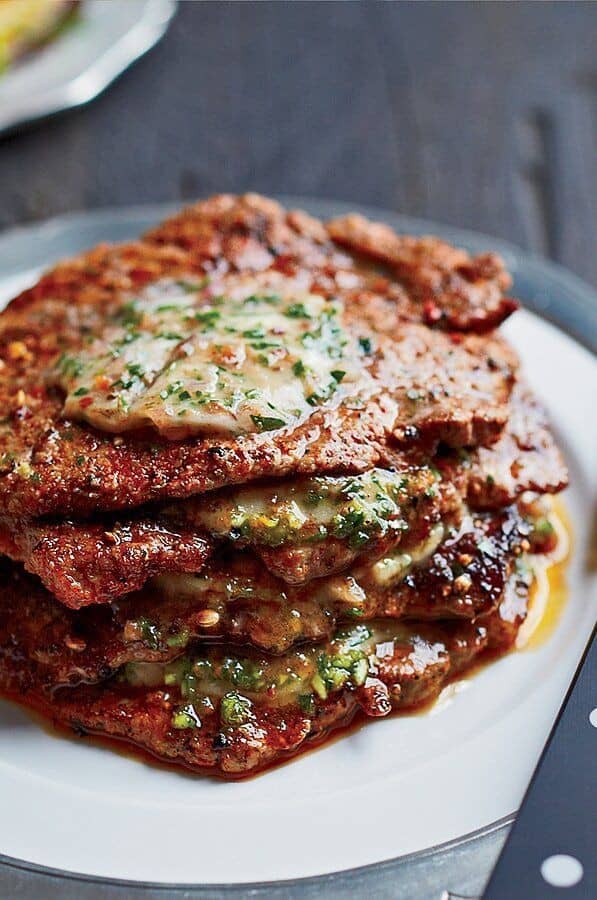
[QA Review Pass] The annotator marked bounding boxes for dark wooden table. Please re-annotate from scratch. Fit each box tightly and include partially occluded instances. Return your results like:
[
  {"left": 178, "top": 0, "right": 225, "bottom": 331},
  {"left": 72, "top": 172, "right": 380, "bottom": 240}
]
[{"left": 1, "top": 1, "right": 596, "bottom": 287}]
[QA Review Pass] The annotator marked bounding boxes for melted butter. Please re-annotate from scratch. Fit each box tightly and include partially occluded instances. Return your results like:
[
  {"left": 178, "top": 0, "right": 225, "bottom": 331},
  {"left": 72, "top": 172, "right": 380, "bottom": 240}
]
[
  {"left": 0, "top": 507, "right": 572, "bottom": 778},
  {"left": 0, "top": 508, "right": 572, "bottom": 780},
  {"left": 168, "top": 467, "right": 434, "bottom": 549},
  {"left": 124, "top": 621, "right": 424, "bottom": 712},
  {"left": 54, "top": 273, "right": 370, "bottom": 438},
  {"left": 154, "top": 519, "right": 447, "bottom": 630},
  {"left": 367, "top": 522, "right": 445, "bottom": 587}
]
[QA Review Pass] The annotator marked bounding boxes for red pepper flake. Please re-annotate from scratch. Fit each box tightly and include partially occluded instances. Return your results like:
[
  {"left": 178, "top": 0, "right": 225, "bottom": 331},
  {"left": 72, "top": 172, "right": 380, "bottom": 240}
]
[
  {"left": 129, "top": 267, "right": 154, "bottom": 285},
  {"left": 94, "top": 374, "right": 111, "bottom": 391},
  {"left": 79, "top": 396, "right": 93, "bottom": 408},
  {"left": 272, "top": 255, "right": 298, "bottom": 276},
  {"left": 449, "top": 332, "right": 463, "bottom": 345},
  {"left": 423, "top": 300, "right": 443, "bottom": 326}
]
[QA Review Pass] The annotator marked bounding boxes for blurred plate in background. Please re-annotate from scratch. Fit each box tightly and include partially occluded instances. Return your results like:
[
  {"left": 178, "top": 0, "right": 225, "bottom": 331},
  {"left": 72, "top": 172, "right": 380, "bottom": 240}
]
[{"left": 0, "top": 0, "right": 176, "bottom": 135}]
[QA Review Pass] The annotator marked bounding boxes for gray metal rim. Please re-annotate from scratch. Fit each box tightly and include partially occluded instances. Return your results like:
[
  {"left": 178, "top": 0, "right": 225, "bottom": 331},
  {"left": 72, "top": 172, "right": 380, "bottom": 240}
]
[{"left": 0, "top": 199, "right": 595, "bottom": 898}]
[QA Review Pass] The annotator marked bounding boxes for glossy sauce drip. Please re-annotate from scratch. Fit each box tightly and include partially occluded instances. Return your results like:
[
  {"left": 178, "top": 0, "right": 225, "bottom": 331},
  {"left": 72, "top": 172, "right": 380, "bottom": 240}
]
[
  {"left": 430, "top": 499, "right": 572, "bottom": 718},
  {"left": 517, "top": 498, "right": 570, "bottom": 650}
]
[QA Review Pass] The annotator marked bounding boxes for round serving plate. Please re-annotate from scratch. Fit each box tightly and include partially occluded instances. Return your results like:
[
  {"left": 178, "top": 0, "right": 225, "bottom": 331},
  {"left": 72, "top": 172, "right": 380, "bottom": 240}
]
[
  {"left": 0, "top": 0, "right": 177, "bottom": 136},
  {"left": 0, "top": 200, "right": 595, "bottom": 899}
]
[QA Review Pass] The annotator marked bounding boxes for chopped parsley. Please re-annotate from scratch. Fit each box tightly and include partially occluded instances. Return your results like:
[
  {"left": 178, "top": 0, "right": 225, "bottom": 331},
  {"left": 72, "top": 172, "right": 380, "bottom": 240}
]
[
  {"left": 135, "top": 617, "right": 162, "bottom": 650},
  {"left": 220, "top": 692, "right": 253, "bottom": 726},
  {"left": 250, "top": 414, "right": 287, "bottom": 432},
  {"left": 171, "top": 703, "right": 202, "bottom": 730},
  {"left": 284, "top": 302, "right": 311, "bottom": 319},
  {"left": 298, "top": 693, "right": 316, "bottom": 715}
]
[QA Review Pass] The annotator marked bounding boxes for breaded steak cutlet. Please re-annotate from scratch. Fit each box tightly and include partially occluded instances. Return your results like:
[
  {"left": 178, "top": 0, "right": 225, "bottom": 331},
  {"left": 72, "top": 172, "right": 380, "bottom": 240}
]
[{"left": 0, "top": 194, "right": 568, "bottom": 777}]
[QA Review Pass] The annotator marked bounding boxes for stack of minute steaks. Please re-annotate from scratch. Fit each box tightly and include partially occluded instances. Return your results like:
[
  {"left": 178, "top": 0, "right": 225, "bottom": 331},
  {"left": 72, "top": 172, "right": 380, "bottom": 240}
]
[{"left": 0, "top": 195, "right": 567, "bottom": 777}]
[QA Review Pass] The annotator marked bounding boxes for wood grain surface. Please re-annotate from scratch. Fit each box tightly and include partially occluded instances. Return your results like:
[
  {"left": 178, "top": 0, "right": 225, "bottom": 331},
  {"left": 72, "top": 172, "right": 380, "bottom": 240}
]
[{"left": 0, "top": 0, "right": 595, "bottom": 286}]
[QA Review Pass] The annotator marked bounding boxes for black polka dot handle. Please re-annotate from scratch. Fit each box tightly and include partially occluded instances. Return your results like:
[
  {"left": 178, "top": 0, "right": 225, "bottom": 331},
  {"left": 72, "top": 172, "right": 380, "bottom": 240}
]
[{"left": 483, "top": 627, "right": 596, "bottom": 898}]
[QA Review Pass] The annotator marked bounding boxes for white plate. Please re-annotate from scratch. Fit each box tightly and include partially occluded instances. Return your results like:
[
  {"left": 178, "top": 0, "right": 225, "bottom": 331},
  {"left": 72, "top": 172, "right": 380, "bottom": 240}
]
[
  {"left": 0, "top": 205, "right": 595, "bottom": 886},
  {"left": 0, "top": 0, "right": 176, "bottom": 135}
]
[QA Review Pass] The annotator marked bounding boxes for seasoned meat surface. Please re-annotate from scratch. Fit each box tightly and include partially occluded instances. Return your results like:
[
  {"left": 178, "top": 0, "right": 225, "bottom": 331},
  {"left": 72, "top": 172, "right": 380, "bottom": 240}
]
[
  {"left": 0, "top": 380, "right": 566, "bottom": 607},
  {"left": 326, "top": 213, "right": 517, "bottom": 332},
  {"left": 466, "top": 382, "right": 568, "bottom": 508},
  {"left": 148, "top": 194, "right": 516, "bottom": 332},
  {"left": 0, "top": 318, "right": 516, "bottom": 521},
  {"left": 0, "top": 519, "right": 214, "bottom": 609},
  {"left": 167, "top": 464, "right": 447, "bottom": 585},
  {"left": 0, "top": 463, "right": 447, "bottom": 606}
]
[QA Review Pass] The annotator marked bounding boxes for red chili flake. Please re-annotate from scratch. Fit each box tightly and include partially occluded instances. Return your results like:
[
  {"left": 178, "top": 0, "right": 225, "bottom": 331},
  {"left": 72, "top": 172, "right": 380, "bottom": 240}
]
[
  {"left": 33, "top": 278, "right": 58, "bottom": 300},
  {"left": 79, "top": 396, "right": 93, "bottom": 408},
  {"left": 449, "top": 332, "right": 463, "bottom": 345},
  {"left": 423, "top": 300, "right": 443, "bottom": 325},
  {"left": 94, "top": 375, "right": 111, "bottom": 391},
  {"left": 455, "top": 263, "right": 478, "bottom": 283},
  {"left": 272, "top": 255, "right": 298, "bottom": 276},
  {"left": 129, "top": 268, "right": 154, "bottom": 285}
]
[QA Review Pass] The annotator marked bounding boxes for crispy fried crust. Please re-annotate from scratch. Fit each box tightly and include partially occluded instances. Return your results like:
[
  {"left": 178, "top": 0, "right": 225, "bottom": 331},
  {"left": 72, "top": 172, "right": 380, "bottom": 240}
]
[
  {"left": 0, "top": 195, "right": 520, "bottom": 520},
  {"left": 144, "top": 194, "right": 347, "bottom": 273},
  {"left": 148, "top": 195, "right": 516, "bottom": 332},
  {"left": 377, "top": 505, "right": 533, "bottom": 621},
  {"left": 466, "top": 383, "right": 568, "bottom": 508},
  {"left": 0, "top": 520, "right": 214, "bottom": 609},
  {"left": 326, "top": 213, "right": 517, "bottom": 332},
  {"left": 0, "top": 326, "right": 516, "bottom": 520},
  {"left": 53, "top": 614, "right": 493, "bottom": 776}
]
